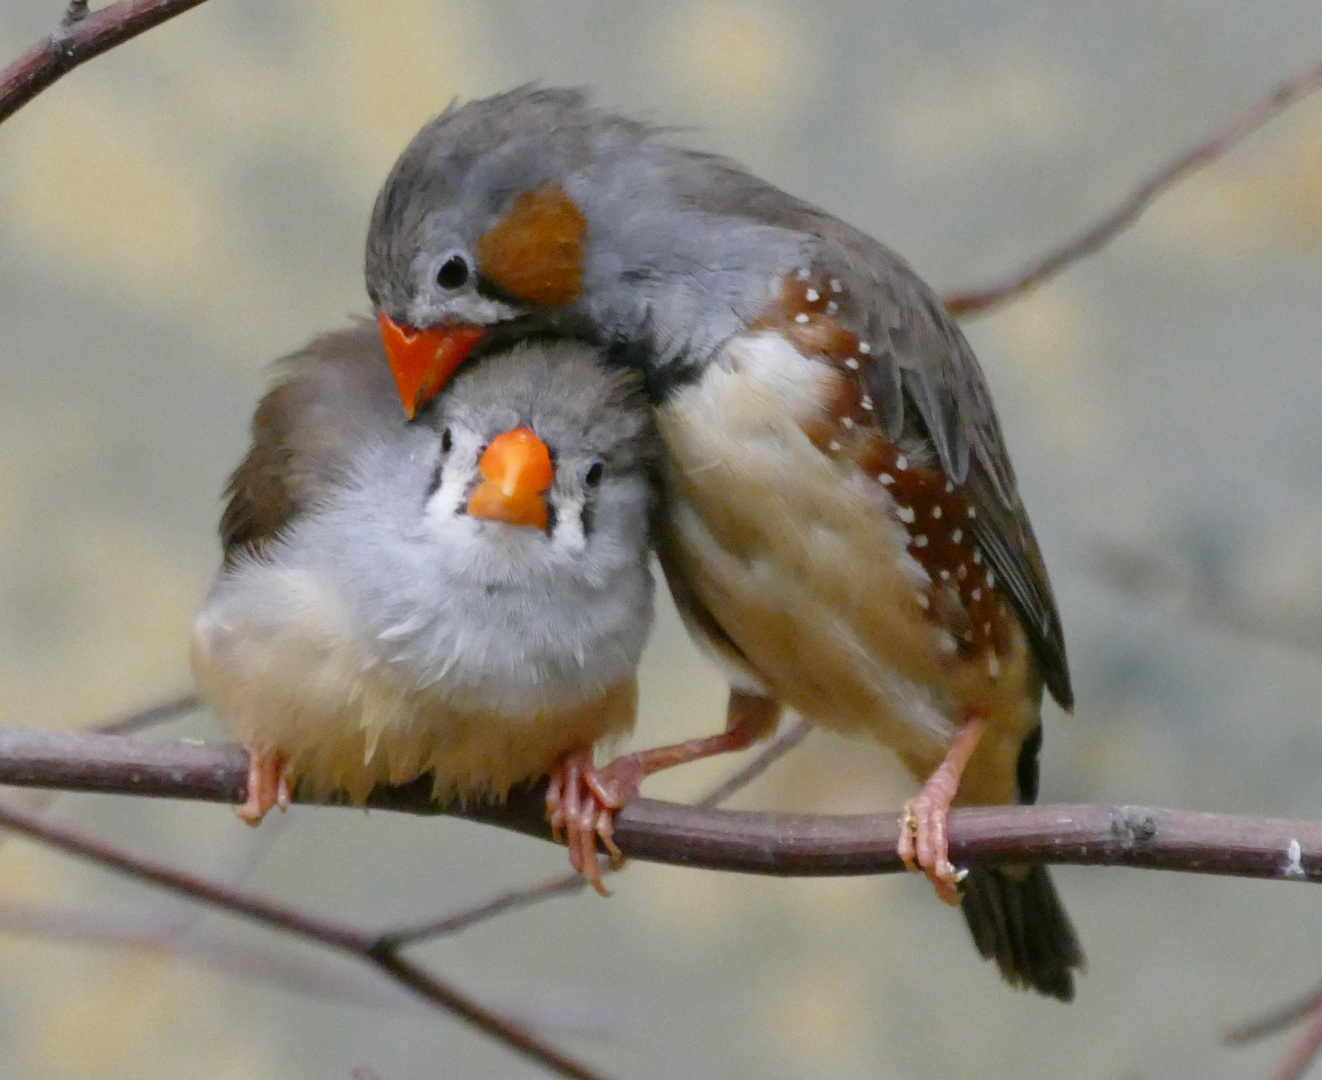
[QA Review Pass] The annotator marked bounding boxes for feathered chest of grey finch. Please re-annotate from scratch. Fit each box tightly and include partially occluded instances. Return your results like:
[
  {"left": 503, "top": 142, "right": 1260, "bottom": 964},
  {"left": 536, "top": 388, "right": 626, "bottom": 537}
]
[
  {"left": 191, "top": 323, "right": 661, "bottom": 890},
  {"left": 363, "top": 86, "right": 1083, "bottom": 999}
]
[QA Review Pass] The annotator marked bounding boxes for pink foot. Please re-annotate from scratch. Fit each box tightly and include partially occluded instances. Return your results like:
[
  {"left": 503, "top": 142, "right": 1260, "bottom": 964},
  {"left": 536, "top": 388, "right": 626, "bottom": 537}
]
[
  {"left": 897, "top": 712, "right": 988, "bottom": 906},
  {"left": 899, "top": 792, "right": 964, "bottom": 905},
  {"left": 238, "top": 748, "right": 290, "bottom": 825},
  {"left": 545, "top": 750, "right": 643, "bottom": 896}
]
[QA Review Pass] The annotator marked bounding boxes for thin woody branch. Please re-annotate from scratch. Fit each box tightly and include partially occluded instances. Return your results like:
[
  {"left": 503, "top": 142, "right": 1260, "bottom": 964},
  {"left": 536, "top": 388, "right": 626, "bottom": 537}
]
[
  {"left": 0, "top": 728, "right": 1319, "bottom": 883},
  {"left": 942, "top": 55, "right": 1322, "bottom": 316},
  {"left": 1227, "top": 979, "right": 1322, "bottom": 1080},
  {"left": 0, "top": 0, "right": 210, "bottom": 125},
  {"left": 0, "top": 788, "right": 611, "bottom": 1080},
  {"left": 379, "top": 718, "right": 811, "bottom": 947}
]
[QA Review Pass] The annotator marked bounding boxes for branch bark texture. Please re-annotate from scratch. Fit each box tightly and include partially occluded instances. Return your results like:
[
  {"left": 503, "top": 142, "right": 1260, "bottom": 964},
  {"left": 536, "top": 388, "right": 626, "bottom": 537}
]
[
  {"left": 941, "top": 56, "right": 1322, "bottom": 316},
  {"left": 0, "top": 0, "right": 210, "bottom": 124},
  {"left": 1, "top": 728, "right": 1319, "bottom": 884}
]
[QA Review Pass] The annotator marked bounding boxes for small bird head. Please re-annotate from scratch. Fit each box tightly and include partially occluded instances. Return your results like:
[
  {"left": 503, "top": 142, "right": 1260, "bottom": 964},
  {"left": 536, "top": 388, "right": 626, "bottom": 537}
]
[
  {"left": 366, "top": 86, "right": 804, "bottom": 417},
  {"left": 366, "top": 87, "right": 598, "bottom": 418}
]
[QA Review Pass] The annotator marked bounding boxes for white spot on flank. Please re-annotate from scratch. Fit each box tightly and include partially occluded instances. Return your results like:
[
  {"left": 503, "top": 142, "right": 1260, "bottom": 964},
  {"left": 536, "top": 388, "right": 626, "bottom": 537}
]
[
  {"left": 913, "top": 534, "right": 928, "bottom": 548},
  {"left": 931, "top": 506, "right": 942, "bottom": 519},
  {"left": 845, "top": 357, "right": 860, "bottom": 370},
  {"left": 896, "top": 455, "right": 909, "bottom": 471},
  {"left": 796, "top": 267, "right": 811, "bottom": 281},
  {"left": 967, "top": 506, "right": 977, "bottom": 519},
  {"left": 829, "top": 278, "right": 842, "bottom": 292},
  {"left": 972, "top": 550, "right": 982, "bottom": 565},
  {"left": 987, "top": 655, "right": 1001, "bottom": 678},
  {"left": 983, "top": 621, "right": 992, "bottom": 633},
  {"left": 985, "top": 571, "right": 995, "bottom": 588},
  {"left": 897, "top": 505, "right": 916, "bottom": 523},
  {"left": 861, "top": 395, "right": 874, "bottom": 411},
  {"left": 951, "top": 529, "right": 963, "bottom": 543},
  {"left": 1285, "top": 839, "right": 1306, "bottom": 879},
  {"left": 940, "top": 569, "right": 951, "bottom": 580},
  {"left": 858, "top": 341, "right": 872, "bottom": 354},
  {"left": 945, "top": 481, "right": 954, "bottom": 493},
  {"left": 805, "top": 288, "right": 820, "bottom": 302},
  {"left": 878, "top": 473, "right": 894, "bottom": 485},
  {"left": 956, "top": 564, "right": 968, "bottom": 580},
  {"left": 916, "top": 594, "right": 930, "bottom": 610},
  {"left": 841, "top": 417, "right": 855, "bottom": 429},
  {"left": 827, "top": 440, "right": 842, "bottom": 452},
  {"left": 794, "top": 312, "right": 810, "bottom": 324},
  {"left": 827, "top": 300, "right": 839, "bottom": 314},
  {"left": 971, "top": 588, "right": 982, "bottom": 601}
]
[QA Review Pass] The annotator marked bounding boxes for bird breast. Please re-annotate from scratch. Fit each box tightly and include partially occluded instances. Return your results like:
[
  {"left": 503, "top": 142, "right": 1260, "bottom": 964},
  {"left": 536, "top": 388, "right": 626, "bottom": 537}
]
[{"left": 655, "top": 330, "right": 1039, "bottom": 770}]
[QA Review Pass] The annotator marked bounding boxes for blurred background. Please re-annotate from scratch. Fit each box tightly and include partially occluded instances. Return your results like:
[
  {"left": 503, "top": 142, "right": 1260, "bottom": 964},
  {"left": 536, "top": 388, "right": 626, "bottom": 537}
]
[{"left": 2, "top": 1, "right": 1322, "bottom": 1077}]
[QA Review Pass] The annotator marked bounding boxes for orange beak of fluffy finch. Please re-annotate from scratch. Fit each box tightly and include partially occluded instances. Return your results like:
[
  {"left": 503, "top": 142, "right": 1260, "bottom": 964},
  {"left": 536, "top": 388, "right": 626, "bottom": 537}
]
[
  {"left": 377, "top": 311, "right": 486, "bottom": 420},
  {"left": 465, "top": 427, "right": 555, "bottom": 531}
]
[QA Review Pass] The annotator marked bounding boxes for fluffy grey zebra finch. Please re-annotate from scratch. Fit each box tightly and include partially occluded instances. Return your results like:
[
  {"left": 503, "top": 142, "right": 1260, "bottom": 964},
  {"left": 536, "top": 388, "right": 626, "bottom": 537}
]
[{"left": 191, "top": 322, "right": 661, "bottom": 893}]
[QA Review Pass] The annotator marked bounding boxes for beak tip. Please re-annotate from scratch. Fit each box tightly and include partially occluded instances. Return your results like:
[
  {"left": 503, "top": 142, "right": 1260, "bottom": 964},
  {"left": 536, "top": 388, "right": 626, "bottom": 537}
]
[{"left": 376, "top": 312, "right": 485, "bottom": 418}]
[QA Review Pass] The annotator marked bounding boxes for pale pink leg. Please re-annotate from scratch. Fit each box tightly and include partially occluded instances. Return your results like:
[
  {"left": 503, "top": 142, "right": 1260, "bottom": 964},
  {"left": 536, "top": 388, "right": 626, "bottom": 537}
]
[
  {"left": 545, "top": 692, "right": 781, "bottom": 897},
  {"left": 238, "top": 748, "right": 289, "bottom": 825},
  {"left": 898, "top": 711, "right": 988, "bottom": 905}
]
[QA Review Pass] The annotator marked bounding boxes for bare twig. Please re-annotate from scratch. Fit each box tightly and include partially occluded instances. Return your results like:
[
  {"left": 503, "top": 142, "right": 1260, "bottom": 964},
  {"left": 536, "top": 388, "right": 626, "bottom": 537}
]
[
  {"left": 92, "top": 691, "right": 201, "bottom": 735},
  {"left": 1262, "top": 1010, "right": 1322, "bottom": 1080},
  {"left": 0, "top": 729, "right": 1320, "bottom": 882},
  {"left": 0, "top": 0, "right": 210, "bottom": 125},
  {"left": 0, "top": 692, "right": 202, "bottom": 857},
  {"left": 1228, "top": 983, "right": 1322, "bottom": 1045},
  {"left": 1227, "top": 980, "right": 1322, "bottom": 1080},
  {"left": 942, "top": 56, "right": 1322, "bottom": 316},
  {"left": 380, "top": 871, "right": 587, "bottom": 950},
  {"left": 381, "top": 719, "right": 812, "bottom": 947},
  {"left": 0, "top": 793, "right": 610, "bottom": 1080},
  {"left": 0, "top": 899, "right": 633, "bottom": 1037}
]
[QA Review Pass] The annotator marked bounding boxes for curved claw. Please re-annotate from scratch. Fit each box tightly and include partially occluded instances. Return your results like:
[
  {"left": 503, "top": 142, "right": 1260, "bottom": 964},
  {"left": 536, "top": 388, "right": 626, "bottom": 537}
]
[
  {"left": 545, "top": 750, "right": 648, "bottom": 896},
  {"left": 899, "top": 794, "right": 965, "bottom": 905}
]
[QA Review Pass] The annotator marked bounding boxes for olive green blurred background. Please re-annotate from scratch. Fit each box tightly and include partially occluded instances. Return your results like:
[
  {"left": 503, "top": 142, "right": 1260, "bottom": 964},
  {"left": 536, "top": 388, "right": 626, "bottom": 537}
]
[{"left": 2, "top": 2, "right": 1322, "bottom": 1078}]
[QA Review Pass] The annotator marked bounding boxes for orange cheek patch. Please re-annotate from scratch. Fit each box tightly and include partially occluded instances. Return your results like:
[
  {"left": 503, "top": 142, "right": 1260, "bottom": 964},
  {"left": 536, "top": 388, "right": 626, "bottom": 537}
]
[{"left": 476, "top": 184, "right": 586, "bottom": 307}]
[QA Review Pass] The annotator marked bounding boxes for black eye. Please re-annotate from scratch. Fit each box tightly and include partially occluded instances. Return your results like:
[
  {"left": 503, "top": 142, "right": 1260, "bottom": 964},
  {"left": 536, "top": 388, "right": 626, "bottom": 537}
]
[
  {"left": 440, "top": 427, "right": 453, "bottom": 453},
  {"left": 583, "top": 460, "right": 604, "bottom": 488},
  {"left": 435, "top": 254, "right": 470, "bottom": 290}
]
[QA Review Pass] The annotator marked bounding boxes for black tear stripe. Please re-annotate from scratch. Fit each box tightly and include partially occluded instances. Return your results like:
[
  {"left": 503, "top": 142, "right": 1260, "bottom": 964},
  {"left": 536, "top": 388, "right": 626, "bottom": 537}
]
[
  {"left": 578, "top": 497, "right": 593, "bottom": 541},
  {"left": 423, "top": 452, "right": 445, "bottom": 503}
]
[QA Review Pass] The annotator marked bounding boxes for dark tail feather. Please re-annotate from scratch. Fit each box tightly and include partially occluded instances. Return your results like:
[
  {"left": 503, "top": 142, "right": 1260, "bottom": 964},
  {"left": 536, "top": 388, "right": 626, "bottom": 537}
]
[{"left": 960, "top": 864, "right": 1084, "bottom": 1002}]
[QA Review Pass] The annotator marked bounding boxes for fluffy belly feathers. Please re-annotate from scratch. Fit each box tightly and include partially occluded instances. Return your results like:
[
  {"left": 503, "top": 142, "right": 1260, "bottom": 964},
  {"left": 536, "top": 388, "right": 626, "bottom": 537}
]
[
  {"left": 656, "top": 332, "right": 1039, "bottom": 803},
  {"left": 191, "top": 562, "right": 636, "bottom": 804}
]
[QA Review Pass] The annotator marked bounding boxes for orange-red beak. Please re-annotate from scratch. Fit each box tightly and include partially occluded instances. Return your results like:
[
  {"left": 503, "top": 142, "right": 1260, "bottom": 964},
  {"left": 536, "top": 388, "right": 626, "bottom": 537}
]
[
  {"left": 466, "top": 427, "right": 554, "bottom": 531},
  {"left": 377, "top": 311, "right": 486, "bottom": 419}
]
